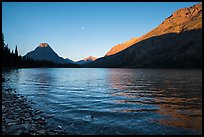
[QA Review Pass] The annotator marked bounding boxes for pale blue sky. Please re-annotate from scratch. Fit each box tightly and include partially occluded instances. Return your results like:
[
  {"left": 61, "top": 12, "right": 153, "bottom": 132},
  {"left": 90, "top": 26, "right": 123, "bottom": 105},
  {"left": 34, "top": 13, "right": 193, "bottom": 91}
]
[{"left": 2, "top": 2, "right": 200, "bottom": 61}]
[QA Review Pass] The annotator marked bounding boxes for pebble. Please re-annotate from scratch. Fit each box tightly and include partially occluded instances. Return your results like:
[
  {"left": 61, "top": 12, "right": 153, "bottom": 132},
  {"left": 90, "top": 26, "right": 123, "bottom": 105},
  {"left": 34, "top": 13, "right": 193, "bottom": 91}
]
[
  {"left": 30, "top": 126, "right": 36, "bottom": 131},
  {"left": 35, "top": 110, "right": 44, "bottom": 115},
  {"left": 2, "top": 89, "right": 68, "bottom": 135},
  {"left": 4, "top": 125, "right": 24, "bottom": 135},
  {"left": 24, "top": 118, "right": 32, "bottom": 122},
  {"left": 47, "top": 131, "right": 56, "bottom": 135},
  {"left": 15, "top": 108, "right": 22, "bottom": 111},
  {"left": 14, "top": 129, "right": 24, "bottom": 135},
  {"left": 23, "top": 123, "right": 31, "bottom": 131},
  {"left": 58, "top": 125, "right": 62, "bottom": 130},
  {"left": 37, "top": 129, "right": 46, "bottom": 134},
  {"left": 7, "top": 122, "right": 17, "bottom": 126},
  {"left": 33, "top": 115, "right": 41, "bottom": 120}
]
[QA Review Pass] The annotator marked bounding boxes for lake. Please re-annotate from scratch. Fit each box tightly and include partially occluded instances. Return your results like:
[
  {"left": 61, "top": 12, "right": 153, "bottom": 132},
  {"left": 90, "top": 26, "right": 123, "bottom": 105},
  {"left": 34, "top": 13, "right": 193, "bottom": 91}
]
[{"left": 2, "top": 68, "right": 202, "bottom": 135}]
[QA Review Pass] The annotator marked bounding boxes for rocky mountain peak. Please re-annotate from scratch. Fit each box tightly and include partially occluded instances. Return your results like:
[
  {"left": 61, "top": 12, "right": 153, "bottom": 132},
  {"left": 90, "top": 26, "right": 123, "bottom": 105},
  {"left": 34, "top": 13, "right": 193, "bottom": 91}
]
[
  {"left": 104, "top": 3, "right": 202, "bottom": 57},
  {"left": 84, "top": 3, "right": 202, "bottom": 68},
  {"left": 75, "top": 56, "right": 97, "bottom": 65},
  {"left": 24, "top": 43, "right": 73, "bottom": 64},
  {"left": 158, "top": 3, "right": 202, "bottom": 33},
  {"left": 39, "top": 43, "right": 49, "bottom": 48},
  {"left": 83, "top": 56, "right": 97, "bottom": 61}
]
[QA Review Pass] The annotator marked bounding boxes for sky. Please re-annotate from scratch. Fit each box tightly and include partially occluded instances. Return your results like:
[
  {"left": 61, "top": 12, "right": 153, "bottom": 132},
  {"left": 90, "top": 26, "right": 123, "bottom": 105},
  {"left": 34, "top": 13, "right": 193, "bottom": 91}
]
[{"left": 2, "top": 2, "right": 200, "bottom": 61}]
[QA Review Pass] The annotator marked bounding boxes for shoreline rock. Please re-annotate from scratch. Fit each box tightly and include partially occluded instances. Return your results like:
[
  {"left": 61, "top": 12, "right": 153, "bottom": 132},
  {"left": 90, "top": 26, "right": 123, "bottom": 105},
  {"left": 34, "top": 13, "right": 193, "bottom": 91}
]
[{"left": 2, "top": 89, "right": 68, "bottom": 135}]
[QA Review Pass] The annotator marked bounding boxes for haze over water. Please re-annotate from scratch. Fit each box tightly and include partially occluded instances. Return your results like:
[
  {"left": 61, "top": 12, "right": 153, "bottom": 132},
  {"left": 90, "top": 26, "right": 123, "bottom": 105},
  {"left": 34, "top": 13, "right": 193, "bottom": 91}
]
[{"left": 2, "top": 68, "right": 202, "bottom": 135}]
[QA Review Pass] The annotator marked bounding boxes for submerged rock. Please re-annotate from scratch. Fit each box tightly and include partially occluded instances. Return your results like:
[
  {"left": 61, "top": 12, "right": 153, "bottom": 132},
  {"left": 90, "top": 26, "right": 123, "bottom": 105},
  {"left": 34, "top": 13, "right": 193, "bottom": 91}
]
[{"left": 83, "top": 114, "right": 94, "bottom": 121}]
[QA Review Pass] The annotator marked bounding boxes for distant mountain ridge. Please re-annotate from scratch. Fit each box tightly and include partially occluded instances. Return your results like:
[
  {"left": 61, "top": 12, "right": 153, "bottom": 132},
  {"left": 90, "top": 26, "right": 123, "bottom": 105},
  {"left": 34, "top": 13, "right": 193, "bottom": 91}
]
[
  {"left": 83, "top": 3, "right": 202, "bottom": 68},
  {"left": 24, "top": 43, "right": 74, "bottom": 64},
  {"left": 76, "top": 56, "right": 97, "bottom": 65}
]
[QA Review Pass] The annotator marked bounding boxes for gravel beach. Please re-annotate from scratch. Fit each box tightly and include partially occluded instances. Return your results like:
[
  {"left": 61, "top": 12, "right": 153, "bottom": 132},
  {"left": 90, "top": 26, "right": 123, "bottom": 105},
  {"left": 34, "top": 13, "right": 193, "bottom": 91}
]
[{"left": 2, "top": 88, "right": 69, "bottom": 135}]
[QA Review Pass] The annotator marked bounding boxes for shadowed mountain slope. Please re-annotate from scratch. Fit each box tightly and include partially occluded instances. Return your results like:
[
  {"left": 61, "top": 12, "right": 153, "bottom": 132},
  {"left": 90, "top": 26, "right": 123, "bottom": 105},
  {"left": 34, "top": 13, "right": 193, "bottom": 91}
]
[
  {"left": 83, "top": 3, "right": 202, "bottom": 68},
  {"left": 24, "top": 43, "right": 74, "bottom": 64}
]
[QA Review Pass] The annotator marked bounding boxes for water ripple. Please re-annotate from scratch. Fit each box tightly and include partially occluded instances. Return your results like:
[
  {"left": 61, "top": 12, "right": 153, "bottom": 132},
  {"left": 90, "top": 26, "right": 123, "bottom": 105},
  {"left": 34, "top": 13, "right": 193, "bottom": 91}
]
[{"left": 2, "top": 68, "right": 202, "bottom": 135}]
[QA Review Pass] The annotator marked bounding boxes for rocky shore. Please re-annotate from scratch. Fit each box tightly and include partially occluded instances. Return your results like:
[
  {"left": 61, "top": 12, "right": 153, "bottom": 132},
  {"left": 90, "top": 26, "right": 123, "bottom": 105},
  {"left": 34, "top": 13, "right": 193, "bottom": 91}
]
[{"left": 2, "top": 88, "right": 68, "bottom": 135}]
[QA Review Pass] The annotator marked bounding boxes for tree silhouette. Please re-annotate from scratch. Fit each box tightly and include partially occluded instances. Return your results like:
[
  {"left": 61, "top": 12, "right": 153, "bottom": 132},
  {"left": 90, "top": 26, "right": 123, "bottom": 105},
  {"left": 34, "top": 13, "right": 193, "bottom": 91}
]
[
  {"left": 2, "top": 33, "right": 80, "bottom": 68},
  {"left": 15, "top": 45, "right": 18, "bottom": 57},
  {"left": 2, "top": 33, "right": 5, "bottom": 48}
]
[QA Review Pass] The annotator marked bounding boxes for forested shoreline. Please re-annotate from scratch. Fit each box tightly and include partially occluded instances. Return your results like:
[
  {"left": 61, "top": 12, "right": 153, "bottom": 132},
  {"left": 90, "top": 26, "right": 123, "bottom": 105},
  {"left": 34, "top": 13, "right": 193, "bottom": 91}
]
[{"left": 2, "top": 33, "right": 80, "bottom": 69}]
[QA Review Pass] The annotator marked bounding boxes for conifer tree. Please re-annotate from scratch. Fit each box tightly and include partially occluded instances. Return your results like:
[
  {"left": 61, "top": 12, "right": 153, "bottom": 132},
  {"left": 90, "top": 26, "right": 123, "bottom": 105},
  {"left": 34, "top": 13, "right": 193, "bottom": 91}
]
[{"left": 15, "top": 45, "right": 18, "bottom": 56}]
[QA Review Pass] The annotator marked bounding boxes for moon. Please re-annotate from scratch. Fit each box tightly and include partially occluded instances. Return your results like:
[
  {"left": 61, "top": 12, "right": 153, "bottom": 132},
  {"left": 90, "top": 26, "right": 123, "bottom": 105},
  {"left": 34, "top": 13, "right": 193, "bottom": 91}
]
[{"left": 81, "top": 26, "right": 84, "bottom": 30}]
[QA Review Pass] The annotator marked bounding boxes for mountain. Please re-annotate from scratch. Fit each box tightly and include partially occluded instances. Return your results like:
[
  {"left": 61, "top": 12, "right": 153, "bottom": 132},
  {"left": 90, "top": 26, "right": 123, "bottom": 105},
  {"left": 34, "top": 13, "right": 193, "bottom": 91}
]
[
  {"left": 76, "top": 56, "right": 97, "bottom": 65},
  {"left": 83, "top": 3, "right": 202, "bottom": 68},
  {"left": 105, "top": 37, "right": 138, "bottom": 56},
  {"left": 65, "top": 58, "right": 75, "bottom": 64},
  {"left": 24, "top": 43, "right": 74, "bottom": 64}
]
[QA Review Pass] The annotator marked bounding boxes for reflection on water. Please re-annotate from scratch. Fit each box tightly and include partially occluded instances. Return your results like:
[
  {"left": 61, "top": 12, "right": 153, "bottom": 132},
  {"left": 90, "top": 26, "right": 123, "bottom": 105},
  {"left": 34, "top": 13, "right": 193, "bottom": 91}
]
[
  {"left": 107, "top": 69, "right": 202, "bottom": 132},
  {"left": 32, "top": 69, "right": 56, "bottom": 94},
  {"left": 2, "top": 68, "right": 202, "bottom": 135},
  {"left": 157, "top": 104, "right": 202, "bottom": 131}
]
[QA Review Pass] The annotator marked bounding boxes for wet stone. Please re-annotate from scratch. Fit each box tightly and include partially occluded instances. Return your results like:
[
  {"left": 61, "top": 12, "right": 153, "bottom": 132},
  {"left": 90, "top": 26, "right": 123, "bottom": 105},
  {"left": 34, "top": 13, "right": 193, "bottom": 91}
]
[
  {"left": 37, "top": 129, "right": 46, "bottom": 135},
  {"left": 7, "top": 122, "right": 17, "bottom": 126},
  {"left": 5, "top": 119, "right": 13, "bottom": 124},
  {"left": 7, "top": 114, "right": 13, "bottom": 119},
  {"left": 5, "top": 125, "right": 24, "bottom": 135},
  {"left": 47, "top": 131, "right": 56, "bottom": 135},
  {"left": 54, "top": 129, "right": 61, "bottom": 132},
  {"left": 33, "top": 115, "right": 42, "bottom": 121},
  {"left": 41, "top": 116, "right": 46, "bottom": 120},
  {"left": 30, "top": 126, "right": 37, "bottom": 131},
  {"left": 15, "top": 108, "right": 22, "bottom": 111},
  {"left": 23, "top": 129, "right": 30, "bottom": 134},
  {"left": 58, "top": 125, "right": 62, "bottom": 130},
  {"left": 35, "top": 110, "right": 44, "bottom": 115},
  {"left": 2, "top": 89, "right": 67, "bottom": 135},
  {"left": 13, "top": 129, "right": 24, "bottom": 135},
  {"left": 37, "top": 120, "right": 46, "bottom": 125},
  {"left": 23, "top": 123, "right": 31, "bottom": 130},
  {"left": 24, "top": 118, "right": 32, "bottom": 122}
]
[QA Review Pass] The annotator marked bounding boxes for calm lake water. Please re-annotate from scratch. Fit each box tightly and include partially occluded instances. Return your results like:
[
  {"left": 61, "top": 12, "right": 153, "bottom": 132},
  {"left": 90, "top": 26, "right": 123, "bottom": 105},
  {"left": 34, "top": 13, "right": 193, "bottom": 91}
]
[{"left": 2, "top": 68, "right": 202, "bottom": 135}]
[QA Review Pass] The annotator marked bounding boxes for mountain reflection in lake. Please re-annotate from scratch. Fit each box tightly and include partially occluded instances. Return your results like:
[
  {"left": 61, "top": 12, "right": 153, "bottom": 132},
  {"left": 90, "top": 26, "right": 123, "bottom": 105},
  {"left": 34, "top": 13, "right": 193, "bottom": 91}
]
[
  {"left": 2, "top": 68, "right": 202, "bottom": 135},
  {"left": 107, "top": 69, "right": 202, "bottom": 132}
]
